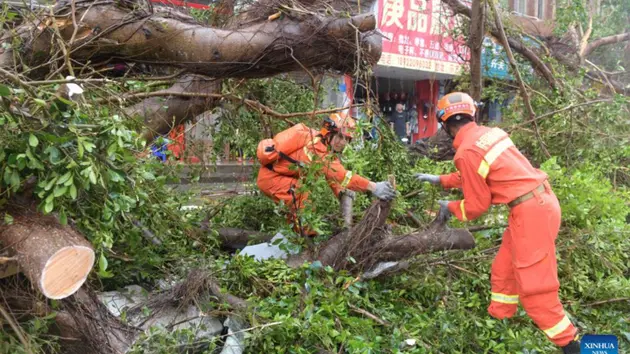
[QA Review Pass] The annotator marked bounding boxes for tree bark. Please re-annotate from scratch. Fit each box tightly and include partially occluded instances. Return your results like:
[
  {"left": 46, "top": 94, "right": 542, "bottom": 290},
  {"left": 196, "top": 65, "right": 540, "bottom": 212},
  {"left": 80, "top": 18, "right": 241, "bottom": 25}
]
[
  {"left": 123, "top": 75, "right": 221, "bottom": 140},
  {"left": 0, "top": 207, "right": 95, "bottom": 300},
  {"left": 0, "top": 1, "right": 381, "bottom": 139},
  {"left": 469, "top": 0, "right": 485, "bottom": 103},
  {"left": 288, "top": 199, "right": 475, "bottom": 274},
  {"left": 340, "top": 192, "right": 354, "bottom": 229},
  {"left": 0, "top": 2, "right": 381, "bottom": 79},
  {"left": 583, "top": 32, "right": 630, "bottom": 58},
  {"left": 217, "top": 227, "right": 274, "bottom": 250},
  {"left": 54, "top": 288, "right": 138, "bottom": 354}
]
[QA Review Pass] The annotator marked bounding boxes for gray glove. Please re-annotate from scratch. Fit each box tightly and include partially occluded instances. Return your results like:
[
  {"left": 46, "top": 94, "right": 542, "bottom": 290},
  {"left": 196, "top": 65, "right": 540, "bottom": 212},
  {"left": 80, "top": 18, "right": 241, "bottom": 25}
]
[
  {"left": 339, "top": 189, "right": 356, "bottom": 200},
  {"left": 414, "top": 173, "right": 441, "bottom": 185},
  {"left": 372, "top": 181, "right": 396, "bottom": 201},
  {"left": 437, "top": 200, "right": 452, "bottom": 223}
]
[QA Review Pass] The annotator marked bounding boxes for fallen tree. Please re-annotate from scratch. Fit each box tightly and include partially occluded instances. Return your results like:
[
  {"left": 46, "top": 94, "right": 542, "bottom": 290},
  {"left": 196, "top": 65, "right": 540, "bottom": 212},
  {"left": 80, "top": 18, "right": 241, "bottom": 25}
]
[
  {"left": 0, "top": 0, "right": 381, "bottom": 136},
  {"left": 0, "top": 205, "right": 95, "bottom": 300},
  {"left": 287, "top": 197, "right": 475, "bottom": 273}
]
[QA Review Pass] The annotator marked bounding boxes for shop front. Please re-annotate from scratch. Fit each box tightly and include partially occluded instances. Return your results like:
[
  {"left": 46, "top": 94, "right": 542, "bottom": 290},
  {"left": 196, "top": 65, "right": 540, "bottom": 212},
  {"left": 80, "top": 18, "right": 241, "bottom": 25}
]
[{"left": 372, "top": 0, "right": 469, "bottom": 143}]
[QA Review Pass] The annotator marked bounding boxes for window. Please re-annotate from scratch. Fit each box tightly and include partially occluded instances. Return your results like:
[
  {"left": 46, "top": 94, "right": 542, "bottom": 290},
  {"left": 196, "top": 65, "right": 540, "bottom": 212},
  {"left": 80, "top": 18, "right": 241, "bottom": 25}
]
[
  {"left": 537, "top": 0, "right": 544, "bottom": 19},
  {"left": 513, "top": 0, "right": 527, "bottom": 15}
]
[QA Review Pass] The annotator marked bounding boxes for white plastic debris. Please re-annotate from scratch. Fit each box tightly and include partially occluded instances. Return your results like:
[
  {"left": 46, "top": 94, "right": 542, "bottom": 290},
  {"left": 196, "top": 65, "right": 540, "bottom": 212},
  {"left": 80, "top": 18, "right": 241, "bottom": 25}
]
[
  {"left": 405, "top": 339, "right": 417, "bottom": 346},
  {"left": 238, "top": 232, "right": 298, "bottom": 261},
  {"left": 64, "top": 76, "right": 84, "bottom": 98},
  {"left": 220, "top": 316, "right": 247, "bottom": 354},
  {"left": 97, "top": 285, "right": 147, "bottom": 317},
  {"left": 361, "top": 261, "right": 400, "bottom": 279}
]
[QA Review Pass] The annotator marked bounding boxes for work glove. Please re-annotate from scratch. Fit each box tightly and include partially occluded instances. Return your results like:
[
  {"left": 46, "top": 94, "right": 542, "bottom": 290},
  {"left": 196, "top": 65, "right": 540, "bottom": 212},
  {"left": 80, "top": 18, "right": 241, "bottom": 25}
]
[
  {"left": 436, "top": 200, "right": 452, "bottom": 223},
  {"left": 339, "top": 189, "right": 356, "bottom": 200},
  {"left": 372, "top": 181, "right": 396, "bottom": 201},
  {"left": 414, "top": 173, "right": 441, "bottom": 185}
]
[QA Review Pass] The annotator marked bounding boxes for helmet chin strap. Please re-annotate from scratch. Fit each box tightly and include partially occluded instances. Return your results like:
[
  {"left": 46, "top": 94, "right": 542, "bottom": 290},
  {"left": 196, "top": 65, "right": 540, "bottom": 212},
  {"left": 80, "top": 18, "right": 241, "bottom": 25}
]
[{"left": 440, "top": 121, "right": 454, "bottom": 139}]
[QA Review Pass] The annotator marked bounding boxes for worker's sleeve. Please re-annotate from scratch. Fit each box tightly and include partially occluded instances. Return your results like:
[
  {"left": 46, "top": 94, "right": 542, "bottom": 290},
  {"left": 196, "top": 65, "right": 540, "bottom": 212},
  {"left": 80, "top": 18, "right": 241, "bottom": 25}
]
[
  {"left": 328, "top": 180, "right": 344, "bottom": 198},
  {"left": 440, "top": 172, "right": 462, "bottom": 189},
  {"left": 447, "top": 152, "right": 492, "bottom": 222}
]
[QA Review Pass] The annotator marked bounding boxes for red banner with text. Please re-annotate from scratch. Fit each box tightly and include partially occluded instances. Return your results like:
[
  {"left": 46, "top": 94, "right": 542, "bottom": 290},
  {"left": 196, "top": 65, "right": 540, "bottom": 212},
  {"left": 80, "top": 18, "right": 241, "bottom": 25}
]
[{"left": 377, "top": 0, "right": 469, "bottom": 74}]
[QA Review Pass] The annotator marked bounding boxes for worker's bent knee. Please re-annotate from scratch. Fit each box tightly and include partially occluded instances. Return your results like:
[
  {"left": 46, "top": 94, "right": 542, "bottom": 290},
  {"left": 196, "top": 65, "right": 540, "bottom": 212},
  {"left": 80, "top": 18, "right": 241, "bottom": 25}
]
[{"left": 488, "top": 303, "right": 518, "bottom": 319}]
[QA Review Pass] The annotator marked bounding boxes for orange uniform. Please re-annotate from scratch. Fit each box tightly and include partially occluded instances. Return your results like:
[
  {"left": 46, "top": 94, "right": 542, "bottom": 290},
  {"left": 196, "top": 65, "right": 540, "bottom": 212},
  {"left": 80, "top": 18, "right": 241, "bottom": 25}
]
[
  {"left": 257, "top": 129, "right": 370, "bottom": 233},
  {"left": 440, "top": 122, "right": 577, "bottom": 346}
]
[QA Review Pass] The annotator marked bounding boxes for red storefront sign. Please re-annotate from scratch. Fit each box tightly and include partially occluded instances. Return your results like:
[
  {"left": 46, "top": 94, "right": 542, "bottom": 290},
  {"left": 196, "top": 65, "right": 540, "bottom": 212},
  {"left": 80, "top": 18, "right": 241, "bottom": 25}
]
[{"left": 377, "top": 0, "right": 469, "bottom": 74}]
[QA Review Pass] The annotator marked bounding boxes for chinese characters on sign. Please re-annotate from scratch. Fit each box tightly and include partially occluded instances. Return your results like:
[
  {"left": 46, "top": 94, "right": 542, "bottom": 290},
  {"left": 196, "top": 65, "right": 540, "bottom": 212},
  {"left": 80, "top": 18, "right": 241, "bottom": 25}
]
[{"left": 378, "top": 0, "right": 469, "bottom": 74}]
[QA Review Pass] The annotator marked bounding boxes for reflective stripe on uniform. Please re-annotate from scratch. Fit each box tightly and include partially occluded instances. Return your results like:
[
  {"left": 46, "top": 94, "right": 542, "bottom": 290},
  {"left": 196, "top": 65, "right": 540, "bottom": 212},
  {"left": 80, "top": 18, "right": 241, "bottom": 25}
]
[
  {"left": 477, "top": 160, "right": 490, "bottom": 179},
  {"left": 303, "top": 137, "right": 322, "bottom": 162},
  {"left": 543, "top": 315, "right": 572, "bottom": 338},
  {"left": 459, "top": 200, "right": 468, "bottom": 221},
  {"left": 475, "top": 128, "right": 507, "bottom": 150},
  {"left": 490, "top": 292, "right": 519, "bottom": 305},
  {"left": 485, "top": 138, "right": 514, "bottom": 165},
  {"left": 341, "top": 171, "right": 353, "bottom": 188},
  {"left": 476, "top": 136, "right": 515, "bottom": 178}
]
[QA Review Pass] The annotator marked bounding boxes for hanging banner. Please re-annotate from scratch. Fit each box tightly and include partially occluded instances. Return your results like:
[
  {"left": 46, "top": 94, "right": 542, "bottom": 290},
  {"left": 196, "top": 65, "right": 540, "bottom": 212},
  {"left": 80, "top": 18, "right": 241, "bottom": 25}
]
[{"left": 377, "top": 0, "right": 469, "bottom": 75}]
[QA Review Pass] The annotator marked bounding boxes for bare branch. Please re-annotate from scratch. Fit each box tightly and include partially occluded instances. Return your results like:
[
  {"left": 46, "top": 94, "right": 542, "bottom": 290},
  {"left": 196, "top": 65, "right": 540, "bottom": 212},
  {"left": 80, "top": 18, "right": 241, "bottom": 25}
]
[
  {"left": 119, "top": 90, "right": 362, "bottom": 119},
  {"left": 441, "top": 0, "right": 558, "bottom": 89},
  {"left": 488, "top": 0, "right": 550, "bottom": 158},
  {"left": 507, "top": 99, "right": 615, "bottom": 132},
  {"left": 584, "top": 32, "right": 630, "bottom": 57}
]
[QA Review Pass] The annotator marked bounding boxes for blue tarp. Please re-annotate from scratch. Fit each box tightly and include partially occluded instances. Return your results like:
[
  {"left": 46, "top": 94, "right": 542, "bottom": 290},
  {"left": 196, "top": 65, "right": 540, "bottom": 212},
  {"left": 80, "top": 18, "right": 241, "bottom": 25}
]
[{"left": 150, "top": 138, "right": 169, "bottom": 162}]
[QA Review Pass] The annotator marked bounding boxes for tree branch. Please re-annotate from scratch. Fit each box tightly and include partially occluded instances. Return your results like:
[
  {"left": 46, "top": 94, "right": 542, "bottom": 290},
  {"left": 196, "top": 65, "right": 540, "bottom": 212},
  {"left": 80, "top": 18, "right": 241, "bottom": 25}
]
[
  {"left": 507, "top": 98, "right": 615, "bottom": 132},
  {"left": 578, "top": 7, "right": 594, "bottom": 60},
  {"left": 488, "top": 0, "right": 550, "bottom": 158},
  {"left": 441, "top": 0, "right": 558, "bottom": 89},
  {"left": 120, "top": 91, "right": 362, "bottom": 119},
  {"left": 584, "top": 32, "right": 630, "bottom": 57},
  {"left": 469, "top": 0, "right": 485, "bottom": 102}
]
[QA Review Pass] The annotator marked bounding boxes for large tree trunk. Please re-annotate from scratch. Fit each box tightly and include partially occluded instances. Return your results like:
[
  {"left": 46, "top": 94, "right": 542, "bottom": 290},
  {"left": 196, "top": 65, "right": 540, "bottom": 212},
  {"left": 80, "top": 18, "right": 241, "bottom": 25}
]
[
  {"left": 288, "top": 199, "right": 475, "bottom": 273},
  {"left": 468, "top": 0, "right": 485, "bottom": 103},
  {"left": 0, "top": 0, "right": 381, "bottom": 138},
  {"left": 0, "top": 1, "right": 381, "bottom": 79},
  {"left": 0, "top": 207, "right": 95, "bottom": 300}
]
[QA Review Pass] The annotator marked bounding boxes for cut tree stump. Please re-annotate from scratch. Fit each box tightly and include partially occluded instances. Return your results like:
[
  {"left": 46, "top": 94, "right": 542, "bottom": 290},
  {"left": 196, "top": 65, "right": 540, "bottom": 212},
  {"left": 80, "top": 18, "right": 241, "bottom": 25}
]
[{"left": 0, "top": 207, "right": 95, "bottom": 299}]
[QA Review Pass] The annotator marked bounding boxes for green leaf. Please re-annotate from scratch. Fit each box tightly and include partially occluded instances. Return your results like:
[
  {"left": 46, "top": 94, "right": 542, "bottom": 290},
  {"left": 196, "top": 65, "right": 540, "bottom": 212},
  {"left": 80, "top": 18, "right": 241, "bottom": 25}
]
[
  {"left": 77, "top": 139, "right": 84, "bottom": 158},
  {"left": 89, "top": 170, "right": 97, "bottom": 185},
  {"left": 45, "top": 146, "right": 62, "bottom": 164},
  {"left": 44, "top": 200, "right": 54, "bottom": 214},
  {"left": 63, "top": 175, "right": 74, "bottom": 187},
  {"left": 59, "top": 210, "right": 67, "bottom": 226},
  {"left": 44, "top": 177, "right": 58, "bottom": 191},
  {"left": 107, "top": 143, "right": 118, "bottom": 157},
  {"left": 98, "top": 253, "right": 114, "bottom": 278},
  {"left": 53, "top": 185, "right": 68, "bottom": 197},
  {"left": 83, "top": 141, "right": 96, "bottom": 152},
  {"left": 57, "top": 171, "right": 72, "bottom": 185},
  {"left": 3, "top": 168, "right": 13, "bottom": 185},
  {"left": 33, "top": 98, "right": 47, "bottom": 107},
  {"left": 141, "top": 171, "right": 155, "bottom": 181},
  {"left": 10, "top": 170, "right": 19, "bottom": 188},
  {"left": 0, "top": 84, "right": 10, "bottom": 97},
  {"left": 69, "top": 184, "right": 78, "bottom": 200},
  {"left": 4, "top": 213, "right": 14, "bottom": 225},
  {"left": 29, "top": 134, "right": 39, "bottom": 147},
  {"left": 99, "top": 253, "right": 108, "bottom": 272}
]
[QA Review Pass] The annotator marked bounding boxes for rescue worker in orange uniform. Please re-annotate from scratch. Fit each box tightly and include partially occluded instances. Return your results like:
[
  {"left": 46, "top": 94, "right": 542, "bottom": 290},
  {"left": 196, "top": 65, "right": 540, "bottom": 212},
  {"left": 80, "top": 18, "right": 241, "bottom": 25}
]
[
  {"left": 257, "top": 113, "right": 396, "bottom": 235},
  {"left": 415, "top": 92, "right": 580, "bottom": 353}
]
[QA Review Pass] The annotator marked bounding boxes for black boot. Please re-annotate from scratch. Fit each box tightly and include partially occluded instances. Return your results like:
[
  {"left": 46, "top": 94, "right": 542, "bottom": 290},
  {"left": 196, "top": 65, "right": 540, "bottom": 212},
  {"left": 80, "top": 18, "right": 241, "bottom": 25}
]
[{"left": 561, "top": 340, "right": 580, "bottom": 354}]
